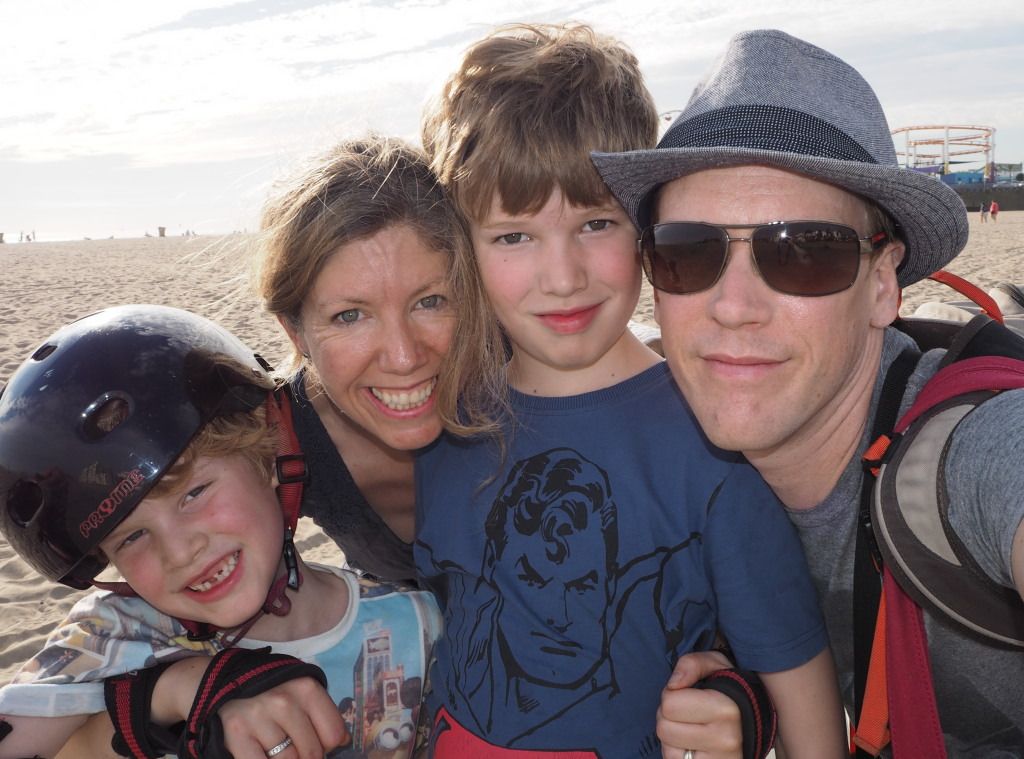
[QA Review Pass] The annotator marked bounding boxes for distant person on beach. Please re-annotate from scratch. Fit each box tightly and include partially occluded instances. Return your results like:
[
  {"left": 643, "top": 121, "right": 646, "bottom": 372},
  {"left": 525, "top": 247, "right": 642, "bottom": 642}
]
[
  {"left": 981, "top": 201, "right": 989, "bottom": 222},
  {"left": 1, "top": 136, "right": 472, "bottom": 757},
  {"left": 416, "top": 23, "right": 843, "bottom": 757},
  {"left": 593, "top": 28, "right": 1024, "bottom": 757},
  {"left": 0, "top": 306, "right": 440, "bottom": 759},
  {"left": 991, "top": 198, "right": 1000, "bottom": 221}
]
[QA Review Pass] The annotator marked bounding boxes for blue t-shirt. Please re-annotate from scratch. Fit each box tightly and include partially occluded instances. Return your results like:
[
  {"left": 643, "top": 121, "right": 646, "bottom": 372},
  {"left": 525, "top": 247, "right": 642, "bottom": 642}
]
[{"left": 415, "top": 362, "right": 827, "bottom": 757}]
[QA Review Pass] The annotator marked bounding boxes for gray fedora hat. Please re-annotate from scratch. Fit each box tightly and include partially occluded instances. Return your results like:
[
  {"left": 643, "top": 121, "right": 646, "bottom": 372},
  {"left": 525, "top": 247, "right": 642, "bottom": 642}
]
[{"left": 592, "top": 29, "right": 968, "bottom": 287}]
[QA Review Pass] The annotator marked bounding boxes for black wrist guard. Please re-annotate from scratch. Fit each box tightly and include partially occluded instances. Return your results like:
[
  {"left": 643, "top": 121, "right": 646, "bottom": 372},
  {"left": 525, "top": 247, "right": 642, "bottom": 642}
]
[
  {"left": 694, "top": 668, "right": 777, "bottom": 759},
  {"left": 104, "top": 661, "right": 183, "bottom": 758},
  {"left": 178, "top": 646, "right": 328, "bottom": 759}
]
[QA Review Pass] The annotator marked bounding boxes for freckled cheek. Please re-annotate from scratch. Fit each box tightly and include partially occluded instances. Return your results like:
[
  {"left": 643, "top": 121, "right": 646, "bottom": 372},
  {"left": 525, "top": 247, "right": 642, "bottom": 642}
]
[
  {"left": 431, "top": 320, "right": 456, "bottom": 355},
  {"left": 317, "top": 339, "right": 373, "bottom": 383}
]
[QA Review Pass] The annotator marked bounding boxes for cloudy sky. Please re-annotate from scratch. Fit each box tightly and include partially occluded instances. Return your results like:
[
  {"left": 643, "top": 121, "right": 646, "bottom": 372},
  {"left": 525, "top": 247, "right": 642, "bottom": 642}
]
[{"left": 3, "top": 0, "right": 1023, "bottom": 241}]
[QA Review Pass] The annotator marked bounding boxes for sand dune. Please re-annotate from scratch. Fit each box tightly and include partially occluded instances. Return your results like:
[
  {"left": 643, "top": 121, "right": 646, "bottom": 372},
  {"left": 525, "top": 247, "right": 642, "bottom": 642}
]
[{"left": 1, "top": 211, "right": 1021, "bottom": 683}]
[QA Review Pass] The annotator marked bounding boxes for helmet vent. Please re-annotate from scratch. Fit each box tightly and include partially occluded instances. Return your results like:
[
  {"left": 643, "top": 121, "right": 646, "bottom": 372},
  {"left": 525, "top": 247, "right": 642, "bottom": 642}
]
[
  {"left": 82, "top": 394, "right": 132, "bottom": 441},
  {"left": 31, "top": 344, "right": 57, "bottom": 361},
  {"left": 7, "top": 480, "right": 44, "bottom": 527}
]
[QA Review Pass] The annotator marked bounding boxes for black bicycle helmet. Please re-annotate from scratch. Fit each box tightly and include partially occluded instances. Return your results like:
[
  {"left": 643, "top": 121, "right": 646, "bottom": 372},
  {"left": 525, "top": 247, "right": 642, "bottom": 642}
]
[{"left": 0, "top": 305, "right": 275, "bottom": 589}]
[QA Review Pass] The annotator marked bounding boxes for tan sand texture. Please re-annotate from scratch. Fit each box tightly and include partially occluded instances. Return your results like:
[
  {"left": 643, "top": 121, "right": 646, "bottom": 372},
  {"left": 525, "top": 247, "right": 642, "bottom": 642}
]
[{"left": 1, "top": 212, "right": 1022, "bottom": 683}]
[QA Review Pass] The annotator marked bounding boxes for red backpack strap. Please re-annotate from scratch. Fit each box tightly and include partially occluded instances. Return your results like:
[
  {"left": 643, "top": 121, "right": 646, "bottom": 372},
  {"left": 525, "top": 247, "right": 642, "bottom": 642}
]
[
  {"left": 854, "top": 573, "right": 952, "bottom": 759},
  {"left": 927, "top": 271, "right": 1004, "bottom": 323},
  {"left": 894, "top": 356, "right": 1024, "bottom": 434},
  {"left": 884, "top": 569, "right": 947, "bottom": 758}
]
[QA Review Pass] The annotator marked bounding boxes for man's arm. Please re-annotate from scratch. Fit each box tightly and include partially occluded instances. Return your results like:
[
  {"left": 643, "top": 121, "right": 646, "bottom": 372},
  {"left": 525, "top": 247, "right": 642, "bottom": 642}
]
[
  {"left": 759, "top": 649, "right": 847, "bottom": 759},
  {"left": 946, "top": 388, "right": 1024, "bottom": 598}
]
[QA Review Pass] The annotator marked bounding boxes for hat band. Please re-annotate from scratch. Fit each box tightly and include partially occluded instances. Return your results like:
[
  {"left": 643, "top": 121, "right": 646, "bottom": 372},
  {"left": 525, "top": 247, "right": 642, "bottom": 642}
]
[{"left": 661, "top": 104, "right": 877, "bottom": 164}]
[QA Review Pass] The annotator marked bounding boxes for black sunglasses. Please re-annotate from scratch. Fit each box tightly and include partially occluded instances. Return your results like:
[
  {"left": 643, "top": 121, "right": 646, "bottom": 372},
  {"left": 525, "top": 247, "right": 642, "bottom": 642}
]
[{"left": 638, "top": 221, "right": 888, "bottom": 297}]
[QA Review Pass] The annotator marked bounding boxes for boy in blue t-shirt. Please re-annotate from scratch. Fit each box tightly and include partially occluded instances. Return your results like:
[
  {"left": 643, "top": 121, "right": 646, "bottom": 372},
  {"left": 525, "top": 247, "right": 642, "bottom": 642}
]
[
  {"left": 417, "top": 23, "right": 847, "bottom": 758},
  {"left": 0, "top": 306, "right": 440, "bottom": 759}
]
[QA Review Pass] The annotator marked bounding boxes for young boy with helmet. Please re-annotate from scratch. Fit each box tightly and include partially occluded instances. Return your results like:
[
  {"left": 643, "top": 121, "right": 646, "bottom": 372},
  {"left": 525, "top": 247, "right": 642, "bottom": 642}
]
[{"left": 0, "top": 305, "right": 441, "bottom": 759}]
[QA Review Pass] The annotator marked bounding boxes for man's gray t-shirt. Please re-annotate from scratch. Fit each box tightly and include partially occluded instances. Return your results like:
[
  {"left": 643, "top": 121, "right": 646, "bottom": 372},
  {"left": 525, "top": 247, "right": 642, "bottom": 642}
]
[{"left": 789, "top": 327, "right": 1024, "bottom": 757}]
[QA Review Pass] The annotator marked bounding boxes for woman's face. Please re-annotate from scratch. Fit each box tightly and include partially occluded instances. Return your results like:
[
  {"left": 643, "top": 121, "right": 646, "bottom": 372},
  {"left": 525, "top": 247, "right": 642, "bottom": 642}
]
[{"left": 284, "top": 224, "right": 456, "bottom": 451}]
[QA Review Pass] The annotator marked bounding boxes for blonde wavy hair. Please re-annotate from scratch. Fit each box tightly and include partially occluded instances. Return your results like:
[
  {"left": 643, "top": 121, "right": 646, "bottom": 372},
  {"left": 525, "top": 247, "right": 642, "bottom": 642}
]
[{"left": 149, "top": 404, "right": 279, "bottom": 497}]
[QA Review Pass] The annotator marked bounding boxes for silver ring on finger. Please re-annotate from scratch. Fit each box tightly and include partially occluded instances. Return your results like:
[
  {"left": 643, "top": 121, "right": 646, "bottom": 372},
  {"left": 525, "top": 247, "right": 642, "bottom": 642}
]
[
  {"left": 266, "top": 736, "right": 294, "bottom": 757},
  {"left": 683, "top": 750, "right": 696, "bottom": 759}
]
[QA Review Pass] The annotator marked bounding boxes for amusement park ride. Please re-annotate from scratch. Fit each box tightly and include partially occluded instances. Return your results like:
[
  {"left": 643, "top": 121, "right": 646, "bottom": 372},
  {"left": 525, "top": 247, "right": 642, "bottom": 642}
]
[{"left": 891, "top": 125, "right": 996, "bottom": 179}]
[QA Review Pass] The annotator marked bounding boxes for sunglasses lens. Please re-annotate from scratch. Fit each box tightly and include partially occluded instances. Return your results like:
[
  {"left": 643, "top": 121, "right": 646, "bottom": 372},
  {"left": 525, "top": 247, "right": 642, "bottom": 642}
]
[
  {"left": 751, "top": 222, "right": 862, "bottom": 296},
  {"left": 642, "top": 224, "right": 727, "bottom": 294}
]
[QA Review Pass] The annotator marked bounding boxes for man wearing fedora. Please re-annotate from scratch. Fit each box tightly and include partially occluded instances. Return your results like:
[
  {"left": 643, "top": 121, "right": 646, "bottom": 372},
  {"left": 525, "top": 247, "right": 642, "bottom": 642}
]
[{"left": 594, "top": 29, "right": 1024, "bottom": 758}]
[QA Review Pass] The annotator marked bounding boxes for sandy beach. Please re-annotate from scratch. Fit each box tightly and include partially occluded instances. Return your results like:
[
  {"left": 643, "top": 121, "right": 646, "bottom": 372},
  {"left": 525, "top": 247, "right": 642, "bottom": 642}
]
[{"left": 1, "top": 211, "right": 1022, "bottom": 684}]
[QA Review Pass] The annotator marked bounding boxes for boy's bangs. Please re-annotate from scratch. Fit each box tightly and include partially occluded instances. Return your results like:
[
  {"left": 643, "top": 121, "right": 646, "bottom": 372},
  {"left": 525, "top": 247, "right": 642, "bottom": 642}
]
[
  {"left": 464, "top": 145, "right": 614, "bottom": 222},
  {"left": 147, "top": 409, "right": 277, "bottom": 498}
]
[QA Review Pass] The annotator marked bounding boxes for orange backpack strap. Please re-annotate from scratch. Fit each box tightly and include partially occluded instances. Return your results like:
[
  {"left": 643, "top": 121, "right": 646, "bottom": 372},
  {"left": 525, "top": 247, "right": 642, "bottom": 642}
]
[{"left": 852, "top": 584, "right": 889, "bottom": 755}]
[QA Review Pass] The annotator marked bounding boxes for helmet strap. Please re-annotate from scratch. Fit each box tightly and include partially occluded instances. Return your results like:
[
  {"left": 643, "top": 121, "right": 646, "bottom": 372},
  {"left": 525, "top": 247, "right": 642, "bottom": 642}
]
[
  {"left": 216, "top": 556, "right": 305, "bottom": 649},
  {"left": 91, "top": 578, "right": 139, "bottom": 597}
]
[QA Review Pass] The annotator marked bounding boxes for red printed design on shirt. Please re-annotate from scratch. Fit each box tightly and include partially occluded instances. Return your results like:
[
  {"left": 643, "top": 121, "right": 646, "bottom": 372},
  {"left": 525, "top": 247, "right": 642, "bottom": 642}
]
[{"left": 431, "top": 707, "right": 600, "bottom": 758}]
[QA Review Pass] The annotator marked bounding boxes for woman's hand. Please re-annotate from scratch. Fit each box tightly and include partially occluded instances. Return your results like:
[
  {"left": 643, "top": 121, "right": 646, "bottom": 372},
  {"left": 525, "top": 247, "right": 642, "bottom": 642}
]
[
  {"left": 216, "top": 677, "right": 347, "bottom": 759},
  {"left": 151, "top": 655, "right": 345, "bottom": 758}
]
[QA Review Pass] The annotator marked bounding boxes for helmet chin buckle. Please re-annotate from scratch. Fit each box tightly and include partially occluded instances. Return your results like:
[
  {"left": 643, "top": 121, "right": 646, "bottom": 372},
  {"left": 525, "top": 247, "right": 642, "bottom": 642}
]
[{"left": 283, "top": 528, "right": 300, "bottom": 590}]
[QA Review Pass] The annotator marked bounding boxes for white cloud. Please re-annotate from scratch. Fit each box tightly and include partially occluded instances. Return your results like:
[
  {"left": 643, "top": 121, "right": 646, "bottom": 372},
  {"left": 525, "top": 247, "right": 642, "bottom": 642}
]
[{"left": 2, "top": 0, "right": 1023, "bottom": 239}]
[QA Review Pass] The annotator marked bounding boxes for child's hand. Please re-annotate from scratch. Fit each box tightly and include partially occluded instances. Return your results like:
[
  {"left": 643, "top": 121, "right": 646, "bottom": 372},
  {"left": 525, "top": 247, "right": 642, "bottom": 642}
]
[
  {"left": 658, "top": 651, "right": 744, "bottom": 759},
  {"left": 218, "top": 677, "right": 346, "bottom": 758}
]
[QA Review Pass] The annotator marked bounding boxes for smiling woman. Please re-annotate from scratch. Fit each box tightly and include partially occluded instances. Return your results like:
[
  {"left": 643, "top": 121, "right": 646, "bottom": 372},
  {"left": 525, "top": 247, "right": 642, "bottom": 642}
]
[{"left": 255, "top": 134, "right": 495, "bottom": 582}]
